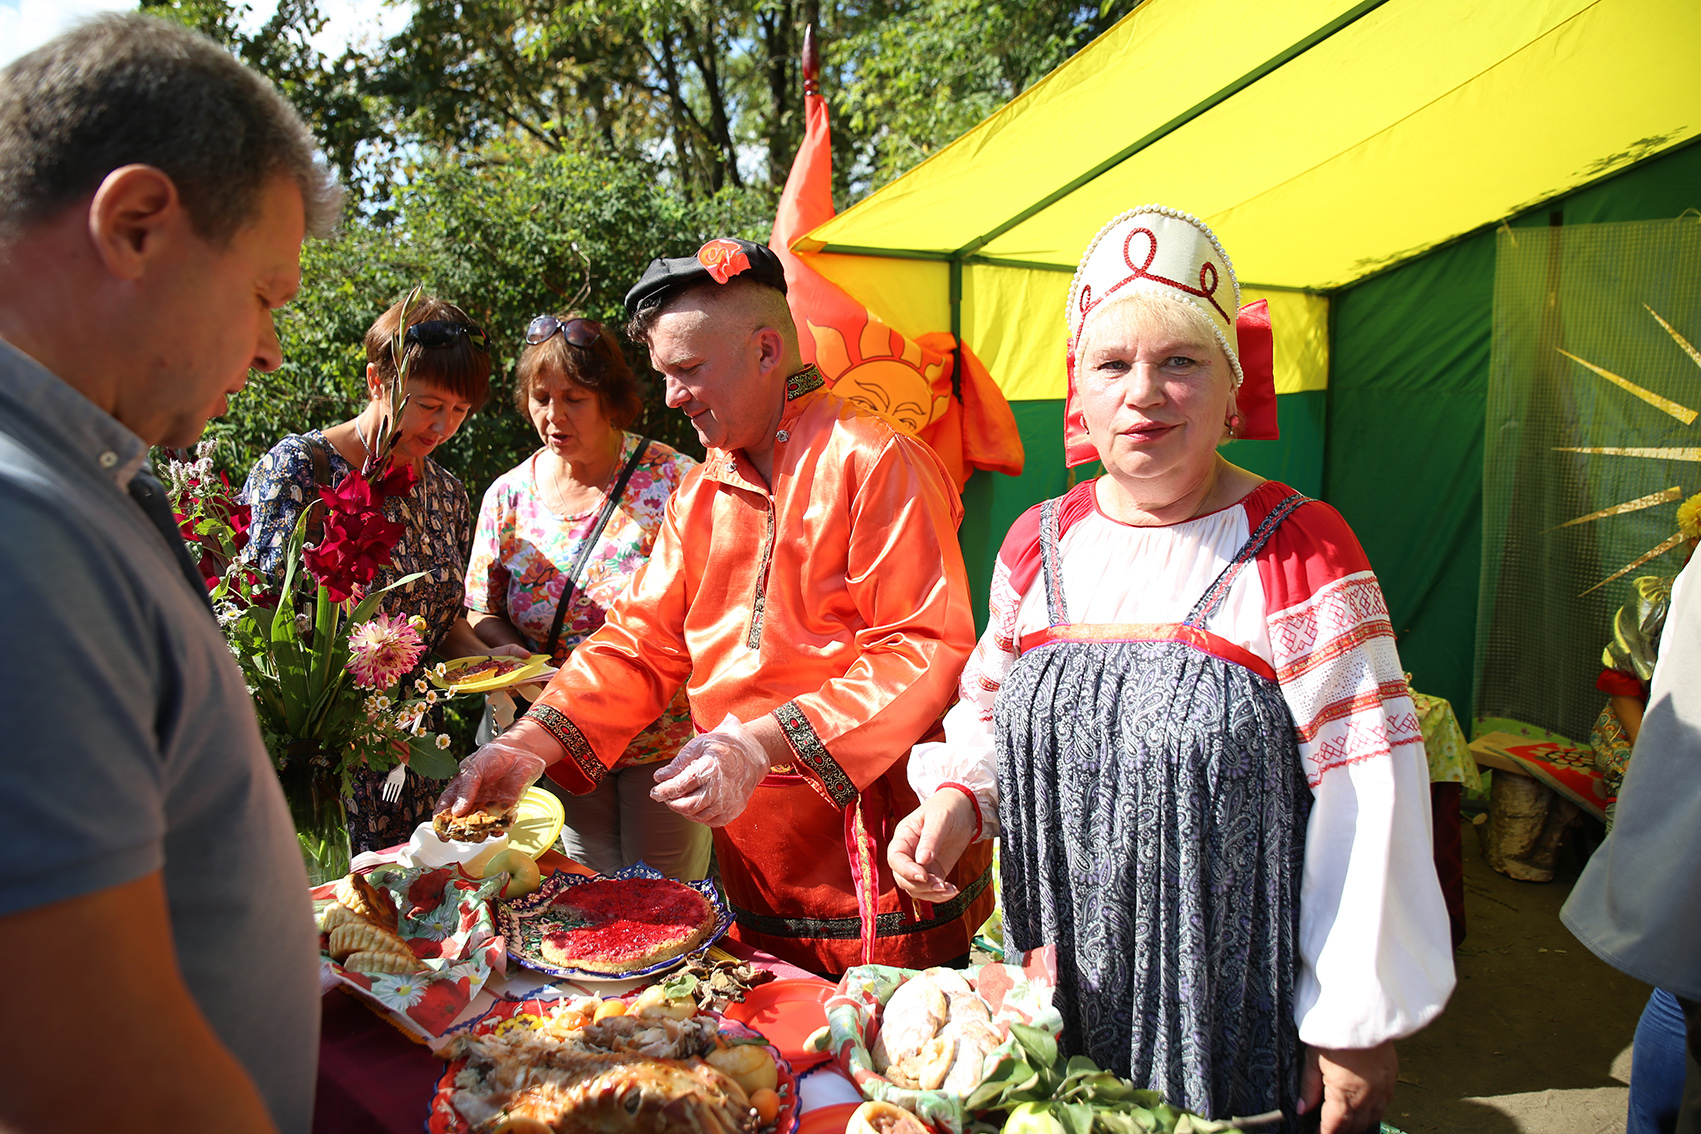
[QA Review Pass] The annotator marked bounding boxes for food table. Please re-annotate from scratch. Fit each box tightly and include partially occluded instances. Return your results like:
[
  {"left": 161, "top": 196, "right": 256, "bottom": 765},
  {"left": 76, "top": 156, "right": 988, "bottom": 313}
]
[
  {"left": 312, "top": 834, "right": 853, "bottom": 1134},
  {"left": 312, "top": 934, "right": 823, "bottom": 1133}
]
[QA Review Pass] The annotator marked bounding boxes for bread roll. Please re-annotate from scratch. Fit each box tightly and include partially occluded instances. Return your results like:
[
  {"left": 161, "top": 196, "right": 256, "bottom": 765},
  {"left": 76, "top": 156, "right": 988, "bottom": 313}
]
[{"left": 846, "top": 1101, "right": 930, "bottom": 1134}]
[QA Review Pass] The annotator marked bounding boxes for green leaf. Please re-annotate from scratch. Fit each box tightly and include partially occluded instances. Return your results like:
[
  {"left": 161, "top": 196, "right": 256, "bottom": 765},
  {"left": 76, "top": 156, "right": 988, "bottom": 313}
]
[
  {"left": 349, "top": 570, "right": 428, "bottom": 624},
  {"left": 659, "top": 971, "right": 699, "bottom": 999},
  {"left": 1009, "top": 1022, "right": 1058, "bottom": 1074},
  {"left": 1064, "top": 1055, "right": 1100, "bottom": 1077},
  {"left": 1088, "top": 1112, "right": 1151, "bottom": 1134},
  {"left": 406, "top": 736, "right": 458, "bottom": 780},
  {"left": 1053, "top": 1102, "right": 1093, "bottom": 1134}
]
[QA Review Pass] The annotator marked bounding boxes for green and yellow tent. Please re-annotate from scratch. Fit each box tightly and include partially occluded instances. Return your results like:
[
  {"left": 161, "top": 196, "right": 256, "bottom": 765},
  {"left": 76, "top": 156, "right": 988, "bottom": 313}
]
[{"left": 794, "top": 0, "right": 1701, "bottom": 719}]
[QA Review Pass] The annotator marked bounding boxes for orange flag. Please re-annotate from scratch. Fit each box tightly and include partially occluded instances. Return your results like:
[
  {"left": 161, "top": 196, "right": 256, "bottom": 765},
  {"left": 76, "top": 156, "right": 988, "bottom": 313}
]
[{"left": 770, "top": 88, "right": 1023, "bottom": 490}]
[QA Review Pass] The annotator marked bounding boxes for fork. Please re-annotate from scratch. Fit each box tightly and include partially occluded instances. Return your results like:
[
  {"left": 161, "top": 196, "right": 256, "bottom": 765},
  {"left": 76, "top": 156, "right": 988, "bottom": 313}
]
[{"left": 381, "top": 763, "right": 407, "bottom": 803}]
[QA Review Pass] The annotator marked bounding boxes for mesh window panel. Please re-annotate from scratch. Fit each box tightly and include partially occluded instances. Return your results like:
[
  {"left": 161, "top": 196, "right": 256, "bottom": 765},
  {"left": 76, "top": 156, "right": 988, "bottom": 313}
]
[{"left": 1476, "top": 218, "right": 1701, "bottom": 742}]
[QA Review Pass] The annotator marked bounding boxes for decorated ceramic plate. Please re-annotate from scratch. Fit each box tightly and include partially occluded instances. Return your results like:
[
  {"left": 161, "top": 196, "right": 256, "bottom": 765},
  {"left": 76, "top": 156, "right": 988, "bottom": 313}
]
[
  {"left": 427, "top": 997, "right": 800, "bottom": 1134},
  {"left": 497, "top": 862, "right": 733, "bottom": 982},
  {"left": 431, "top": 653, "right": 552, "bottom": 694},
  {"left": 506, "top": 787, "right": 566, "bottom": 859}
]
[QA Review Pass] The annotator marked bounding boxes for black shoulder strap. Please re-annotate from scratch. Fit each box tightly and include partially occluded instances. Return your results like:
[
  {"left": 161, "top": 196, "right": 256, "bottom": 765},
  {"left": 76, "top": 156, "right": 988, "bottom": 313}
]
[
  {"left": 544, "top": 438, "right": 652, "bottom": 659},
  {"left": 1184, "top": 491, "right": 1310, "bottom": 628},
  {"left": 1038, "top": 496, "right": 1069, "bottom": 627}
]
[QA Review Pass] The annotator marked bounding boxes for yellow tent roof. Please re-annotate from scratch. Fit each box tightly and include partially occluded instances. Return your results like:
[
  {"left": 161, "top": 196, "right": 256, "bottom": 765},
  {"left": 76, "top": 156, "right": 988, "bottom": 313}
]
[{"left": 796, "top": 0, "right": 1701, "bottom": 400}]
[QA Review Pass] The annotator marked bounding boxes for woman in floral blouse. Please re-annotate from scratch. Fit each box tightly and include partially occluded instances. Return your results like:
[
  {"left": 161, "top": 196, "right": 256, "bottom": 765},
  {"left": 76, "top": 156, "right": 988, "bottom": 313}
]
[
  {"left": 464, "top": 313, "right": 707, "bottom": 879},
  {"left": 244, "top": 295, "right": 495, "bottom": 852}
]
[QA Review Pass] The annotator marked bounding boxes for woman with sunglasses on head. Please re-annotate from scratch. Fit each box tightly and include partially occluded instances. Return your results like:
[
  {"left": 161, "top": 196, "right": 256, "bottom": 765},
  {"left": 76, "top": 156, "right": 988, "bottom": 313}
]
[
  {"left": 461, "top": 313, "right": 710, "bottom": 880},
  {"left": 243, "top": 295, "right": 497, "bottom": 851}
]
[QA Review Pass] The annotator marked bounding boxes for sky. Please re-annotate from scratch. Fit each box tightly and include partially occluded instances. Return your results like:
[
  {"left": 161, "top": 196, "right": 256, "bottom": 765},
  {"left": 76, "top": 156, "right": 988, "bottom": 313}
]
[{"left": 0, "top": 0, "right": 411, "bottom": 69}]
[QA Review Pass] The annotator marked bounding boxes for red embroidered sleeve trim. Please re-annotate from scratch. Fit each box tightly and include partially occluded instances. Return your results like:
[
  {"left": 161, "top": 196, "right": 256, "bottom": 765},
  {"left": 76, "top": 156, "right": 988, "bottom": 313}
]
[
  {"left": 524, "top": 705, "right": 605, "bottom": 787},
  {"left": 939, "top": 781, "right": 984, "bottom": 841},
  {"left": 1275, "top": 619, "right": 1396, "bottom": 683},
  {"left": 1293, "top": 680, "right": 1414, "bottom": 743},
  {"left": 1306, "top": 715, "right": 1424, "bottom": 786},
  {"left": 773, "top": 701, "right": 857, "bottom": 809}
]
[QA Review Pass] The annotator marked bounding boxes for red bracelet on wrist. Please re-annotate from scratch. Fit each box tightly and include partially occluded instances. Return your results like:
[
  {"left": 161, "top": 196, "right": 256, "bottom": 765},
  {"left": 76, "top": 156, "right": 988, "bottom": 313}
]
[{"left": 939, "top": 781, "right": 984, "bottom": 842}]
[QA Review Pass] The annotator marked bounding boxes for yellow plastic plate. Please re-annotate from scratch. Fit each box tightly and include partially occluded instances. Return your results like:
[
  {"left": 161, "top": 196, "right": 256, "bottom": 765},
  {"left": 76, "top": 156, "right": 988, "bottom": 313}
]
[
  {"left": 430, "top": 653, "right": 551, "bottom": 695},
  {"left": 506, "top": 786, "right": 565, "bottom": 860}
]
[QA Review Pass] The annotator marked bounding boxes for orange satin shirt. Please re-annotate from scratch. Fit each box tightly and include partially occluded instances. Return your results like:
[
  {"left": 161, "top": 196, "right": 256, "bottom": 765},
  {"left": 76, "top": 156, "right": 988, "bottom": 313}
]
[{"left": 526, "top": 377, "right": 991, "bottom": 971}]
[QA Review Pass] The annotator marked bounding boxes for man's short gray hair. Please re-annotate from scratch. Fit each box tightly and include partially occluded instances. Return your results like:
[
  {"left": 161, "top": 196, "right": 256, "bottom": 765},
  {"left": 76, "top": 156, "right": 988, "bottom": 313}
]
[{"left": 0, "top": 13, "right": 342, "bottom": 244}]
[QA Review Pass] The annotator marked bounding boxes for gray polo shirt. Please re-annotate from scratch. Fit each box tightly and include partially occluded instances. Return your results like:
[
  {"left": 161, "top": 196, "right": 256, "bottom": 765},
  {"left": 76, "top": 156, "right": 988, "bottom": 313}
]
[{"left": 0, "top": 340, "right": 318, "bottom": 1130}]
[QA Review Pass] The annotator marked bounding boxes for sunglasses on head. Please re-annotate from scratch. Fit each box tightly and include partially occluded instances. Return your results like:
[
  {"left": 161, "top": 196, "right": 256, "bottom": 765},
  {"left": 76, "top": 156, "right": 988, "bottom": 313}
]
[
  {"left": 525, "top": 314, "right": 603, "bottom": 348},
  {"left": 405, "top": 320, "right": 489, "bottom": 353}
]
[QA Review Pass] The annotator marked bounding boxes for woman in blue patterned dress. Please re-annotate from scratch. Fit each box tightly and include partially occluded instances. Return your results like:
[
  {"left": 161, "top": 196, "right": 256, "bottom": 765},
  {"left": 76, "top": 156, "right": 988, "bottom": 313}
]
[
  {"left": 243, "top": 295, "right": 497, "bottom": 852},
  {"left": 889, "top": 208, "right": 1455, "bottom": 1133}
]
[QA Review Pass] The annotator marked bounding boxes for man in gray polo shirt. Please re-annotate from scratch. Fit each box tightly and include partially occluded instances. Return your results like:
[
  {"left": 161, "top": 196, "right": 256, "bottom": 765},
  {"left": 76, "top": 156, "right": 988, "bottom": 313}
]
[{"left": 0, "top": 16, "right": 341, "bottom": 1133}]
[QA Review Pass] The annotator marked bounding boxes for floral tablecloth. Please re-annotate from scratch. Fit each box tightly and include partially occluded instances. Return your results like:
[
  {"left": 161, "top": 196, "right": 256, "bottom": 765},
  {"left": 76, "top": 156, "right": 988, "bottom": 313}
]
[{"left": 1408, "top": 678, "right": 1483, "bottom": 792}]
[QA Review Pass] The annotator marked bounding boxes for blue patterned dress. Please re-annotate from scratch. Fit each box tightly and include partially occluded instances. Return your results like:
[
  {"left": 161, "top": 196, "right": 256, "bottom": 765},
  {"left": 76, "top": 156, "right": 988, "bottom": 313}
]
[
  {"left": 243, "top": 430, "right": 472, "bottom": 852},
  {"left": 995, "top": 492, "right": 1312, "bottom": 1125}
]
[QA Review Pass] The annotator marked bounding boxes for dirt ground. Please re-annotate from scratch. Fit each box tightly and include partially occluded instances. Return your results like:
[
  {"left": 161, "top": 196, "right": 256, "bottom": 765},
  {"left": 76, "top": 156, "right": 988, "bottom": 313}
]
[{"left": 1392, "top": 833, "right": 1650, "bottom": 1133}]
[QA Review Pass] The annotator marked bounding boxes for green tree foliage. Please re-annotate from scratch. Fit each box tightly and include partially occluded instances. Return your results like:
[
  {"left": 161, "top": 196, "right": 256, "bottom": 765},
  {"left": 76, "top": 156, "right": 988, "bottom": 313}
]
[
  {"left": 144, "top": 0, "right": 1133, "bottom": 498},
  {"left": 141, "top": 0, "right": 389, "bottom": 198},
  {"left": 835, "top": 0, "right": 1139, "bottom": 186},
  {"left": 206, "top": 147, "right": 771, "bottom": 502}
]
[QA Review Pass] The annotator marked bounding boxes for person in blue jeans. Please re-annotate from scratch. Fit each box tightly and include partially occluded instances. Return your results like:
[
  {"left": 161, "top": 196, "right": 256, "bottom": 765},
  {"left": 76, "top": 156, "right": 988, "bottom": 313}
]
[{"left": 1631, "top": 989, "right": 1694, "bottom": 1134}]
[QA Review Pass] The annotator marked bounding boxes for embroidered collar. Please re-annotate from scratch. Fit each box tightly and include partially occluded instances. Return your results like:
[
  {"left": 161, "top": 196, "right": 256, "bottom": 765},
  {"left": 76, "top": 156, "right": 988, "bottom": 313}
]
[{"left": 785, "top": 364, "right": 825, "bottom": 401}]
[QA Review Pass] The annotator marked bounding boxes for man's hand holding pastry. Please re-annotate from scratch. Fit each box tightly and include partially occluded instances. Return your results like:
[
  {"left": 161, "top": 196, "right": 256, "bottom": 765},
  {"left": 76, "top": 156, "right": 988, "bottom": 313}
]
[{"left": 434, "top": 732, "right": 550, "bottom": 820}]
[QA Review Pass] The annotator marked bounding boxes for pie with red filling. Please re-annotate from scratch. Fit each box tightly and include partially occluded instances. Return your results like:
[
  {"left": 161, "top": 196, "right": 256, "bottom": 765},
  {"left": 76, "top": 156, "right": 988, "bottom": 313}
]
[{"left": 537, "top": 878, "right": 717, "bottom": 974}]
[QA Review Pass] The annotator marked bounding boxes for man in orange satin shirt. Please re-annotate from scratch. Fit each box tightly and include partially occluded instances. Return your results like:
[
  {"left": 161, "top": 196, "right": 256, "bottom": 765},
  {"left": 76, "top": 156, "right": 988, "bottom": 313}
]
[{"left": 439, "top": 238, "right": 991, "bottom": 974}]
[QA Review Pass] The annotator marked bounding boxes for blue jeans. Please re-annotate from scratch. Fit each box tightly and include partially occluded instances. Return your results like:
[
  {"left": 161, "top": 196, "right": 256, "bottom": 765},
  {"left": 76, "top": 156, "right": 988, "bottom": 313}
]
[{"left": 1630, "top": 989, "right": 1689, "bottom": 1134}]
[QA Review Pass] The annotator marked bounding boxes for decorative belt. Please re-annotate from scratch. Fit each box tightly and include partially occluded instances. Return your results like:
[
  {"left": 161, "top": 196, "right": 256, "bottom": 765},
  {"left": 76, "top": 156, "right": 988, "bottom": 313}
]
[{"left": 729, "top": 862, "right": 993, "bottom": 942}]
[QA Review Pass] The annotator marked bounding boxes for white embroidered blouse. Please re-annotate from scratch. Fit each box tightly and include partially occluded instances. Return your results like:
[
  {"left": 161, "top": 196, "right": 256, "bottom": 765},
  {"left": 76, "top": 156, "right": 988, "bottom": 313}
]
[{"left": 911, "top": 478, "right": 1455, "bottom": 1049}]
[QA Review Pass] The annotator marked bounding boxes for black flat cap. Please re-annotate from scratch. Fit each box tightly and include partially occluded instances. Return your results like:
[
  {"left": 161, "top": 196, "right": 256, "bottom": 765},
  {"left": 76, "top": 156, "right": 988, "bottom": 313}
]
[{"left": 624, "top": 237, "right": 788, "bottom": 320}]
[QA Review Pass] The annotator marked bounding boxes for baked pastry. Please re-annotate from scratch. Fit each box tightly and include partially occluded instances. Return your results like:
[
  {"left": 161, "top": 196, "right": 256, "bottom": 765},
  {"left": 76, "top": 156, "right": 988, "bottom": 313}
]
[
  {"left": 319, "top": 872, "right": 421, "bottom": 974},
  {"left": 536, "top": 878, "right": 717, "bottom": 974},
  {"left": 343, "top": 949, "right": 423, "bottom": 975},
  {"left": 847, "top": 1101, "right": 929, "bottom": 1134},
  {"left": 432, "top": 805, "right": 517, "bottom": 844},
  {"left": 335, "top": 872, "right": 400, "bottom": 933}
]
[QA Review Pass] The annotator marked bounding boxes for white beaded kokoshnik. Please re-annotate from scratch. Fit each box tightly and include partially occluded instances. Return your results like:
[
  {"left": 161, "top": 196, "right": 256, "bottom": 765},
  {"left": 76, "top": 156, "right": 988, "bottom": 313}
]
[{"left": 1065, "top": 204, "right": 1245, "bottom": 390}]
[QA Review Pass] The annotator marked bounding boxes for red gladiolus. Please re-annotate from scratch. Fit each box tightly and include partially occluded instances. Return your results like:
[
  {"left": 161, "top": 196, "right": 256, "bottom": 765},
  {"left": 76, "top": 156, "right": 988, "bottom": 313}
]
[{"left": 302, "top": 466, "right": 417, "bottom": 603}]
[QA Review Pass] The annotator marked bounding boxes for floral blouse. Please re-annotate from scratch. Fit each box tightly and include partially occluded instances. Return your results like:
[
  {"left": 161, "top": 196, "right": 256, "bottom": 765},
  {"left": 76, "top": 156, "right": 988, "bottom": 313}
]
[
  {"left": 464, "top": 433, "right": 696, "bottom": 768},
  {"left": 242, "top": 431, "right": 473, "bottom": 656}
]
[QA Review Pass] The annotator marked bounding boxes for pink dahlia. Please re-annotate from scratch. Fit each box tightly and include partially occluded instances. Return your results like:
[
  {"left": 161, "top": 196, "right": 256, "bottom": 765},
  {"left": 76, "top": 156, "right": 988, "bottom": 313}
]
[{"left": 346, "top": 612, "right": 425, "bottom": 689}]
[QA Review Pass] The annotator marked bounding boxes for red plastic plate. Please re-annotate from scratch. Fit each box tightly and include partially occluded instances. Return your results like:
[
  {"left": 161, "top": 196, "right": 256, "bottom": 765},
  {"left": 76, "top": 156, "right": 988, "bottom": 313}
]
[{"left": 721, "top": 978, "right": 840, "bottom": 1069}]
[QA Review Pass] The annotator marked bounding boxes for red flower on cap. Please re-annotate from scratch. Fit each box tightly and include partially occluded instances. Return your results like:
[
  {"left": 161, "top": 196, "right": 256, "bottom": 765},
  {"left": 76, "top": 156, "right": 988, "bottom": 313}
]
[{"left": 697, "top": 239, "right": 752, "bottom": 285}]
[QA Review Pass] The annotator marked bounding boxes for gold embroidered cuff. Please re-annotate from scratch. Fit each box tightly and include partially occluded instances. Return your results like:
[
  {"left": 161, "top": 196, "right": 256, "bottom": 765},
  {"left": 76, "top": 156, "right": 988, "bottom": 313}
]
[
  {"left": 525, "top": 705, "right": 605, "bottom": 787},
  {"left": 773, "top": 701, "right": 856, "bottom": 808}
]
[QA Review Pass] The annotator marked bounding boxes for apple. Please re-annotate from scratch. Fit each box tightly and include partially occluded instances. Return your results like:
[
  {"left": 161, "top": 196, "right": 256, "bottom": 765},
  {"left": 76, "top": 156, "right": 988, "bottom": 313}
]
[{"left": 481, "top": 847, "right": 542, "bottom": 899}]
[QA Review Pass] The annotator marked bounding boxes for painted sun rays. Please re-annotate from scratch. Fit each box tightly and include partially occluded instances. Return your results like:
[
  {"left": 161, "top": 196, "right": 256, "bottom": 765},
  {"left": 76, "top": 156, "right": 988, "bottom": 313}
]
[{"left": 1550, "top": 303, "right": 1699, "bottom": 596}]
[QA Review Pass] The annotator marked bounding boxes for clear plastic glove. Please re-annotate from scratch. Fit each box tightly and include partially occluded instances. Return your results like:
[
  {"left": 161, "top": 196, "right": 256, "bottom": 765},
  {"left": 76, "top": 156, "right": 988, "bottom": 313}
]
[
  {"left": 434, "top": 735, "right": 548, "bottom": 818},
  {"left": 649, "top": 713, "right": 768, "bottom": 827}
]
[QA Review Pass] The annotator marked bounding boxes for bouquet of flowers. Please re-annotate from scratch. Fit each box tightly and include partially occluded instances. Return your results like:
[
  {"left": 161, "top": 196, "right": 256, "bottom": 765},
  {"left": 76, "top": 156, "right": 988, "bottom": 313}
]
[{"left": 167, "top": 288, "right": 461, "bottom": 879}]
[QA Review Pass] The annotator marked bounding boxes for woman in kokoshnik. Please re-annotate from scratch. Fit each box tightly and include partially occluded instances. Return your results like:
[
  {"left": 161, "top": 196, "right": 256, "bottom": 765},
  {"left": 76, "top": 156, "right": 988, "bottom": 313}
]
[{"left": 886, "top": 207, "right": 1455, "bottom": 1132}]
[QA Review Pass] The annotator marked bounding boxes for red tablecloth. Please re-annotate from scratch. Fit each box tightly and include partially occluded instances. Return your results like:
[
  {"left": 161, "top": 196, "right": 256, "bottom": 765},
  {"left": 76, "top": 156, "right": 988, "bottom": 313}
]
[{"left": 313, "top": 934, "right": 818, "bottom": 1132}]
